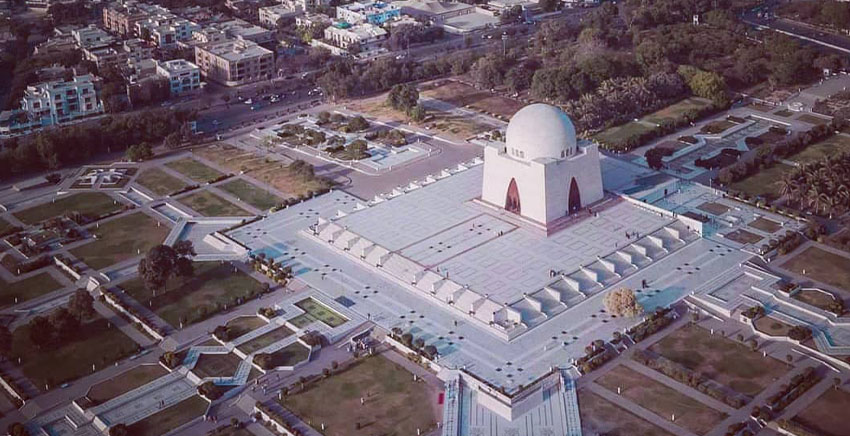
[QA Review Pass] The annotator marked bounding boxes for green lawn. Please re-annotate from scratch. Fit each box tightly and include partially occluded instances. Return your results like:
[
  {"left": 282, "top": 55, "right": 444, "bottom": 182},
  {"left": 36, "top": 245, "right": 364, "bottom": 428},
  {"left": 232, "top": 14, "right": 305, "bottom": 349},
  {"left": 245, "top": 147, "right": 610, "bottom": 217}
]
[
  {"left": 135, "top": 168, "right": 189, "bottom": 197},
  {"left": 266, "top": 342, "right": 310, "bottom": 367},
  {"left": 165, "top": 158, "right": 223, "bottom": 183},
  {"left": 294, "top": 297, "right": 347, "bottom": 328},
  {"left": 796, "top": 114, "right": 830, "bottom": 125},
  {"left": 11, "top": 315, "right": 139, "bottom": 390},
  {"left": 649, "top": 324, "right": 789, "bottom": 397},
  {"left": 729, "top": 163, "right": 794, "bottom": 200},
  {"left": 224, "top": 316, "right": 267, "bottom": 342},
  {"left": 86, "top": 364, "right": 168, "bottom": 405},
  {"left": 781, "top": 246, "right": 850, "bottom": 293},
  {"left": 643, "top": 97, "right": 713, "bottom": 125},
  {"left": 218, "top": 179, "right": 282, "bottom": 211},
  {"left": 283, "top": 355, "right": 438, "bottom": 436},
  {"left": 193, "top": 353, "right": 243, "bottom": 379},
  {"left": 593, "top": 121, "right": 655, "bottom": 147},
  {"left": 596, "top": 365, "right": 727, "bottom": 435},
  {"left": 749, "top": 217, "right": 782, "bottom": 233},
  {"left": 0, "top": 217, "right": 14, "bottom": 234},
  {"left": 578, "top": 390, "right": 674, "bottom": 436},
  {"left": 0, "top": 272, "right": 64, "bottom": 308},
  {"left": 792, "top": 387, "right": 850, "bottom": 436},
  {"left": 790, "top": 135, "right": 850, "bottom": 165},
  {"left": 178, "top": 190, "right": 252, "bottom": 217},
  {"left": 128, "top": 395, "right": 209, "bottom": 436},
  {"left": 70, "top": 212, "right": 169, "bottom": 270},
  {"left": 121, "top": 262, "right": 265, "bottom": 328},
  {"left": 13, "top": 192, "right": 123, "bottom": 225},
  {"left": 236, "top": 325, "right": 294, "bottom": 355}
]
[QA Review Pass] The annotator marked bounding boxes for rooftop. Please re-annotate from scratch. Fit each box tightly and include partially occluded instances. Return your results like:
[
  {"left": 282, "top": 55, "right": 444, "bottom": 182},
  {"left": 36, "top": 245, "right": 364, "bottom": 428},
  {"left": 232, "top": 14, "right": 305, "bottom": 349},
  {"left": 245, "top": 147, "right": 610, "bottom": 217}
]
[{"left": 201, "top": 39, "right": 272, "bottom": 61}]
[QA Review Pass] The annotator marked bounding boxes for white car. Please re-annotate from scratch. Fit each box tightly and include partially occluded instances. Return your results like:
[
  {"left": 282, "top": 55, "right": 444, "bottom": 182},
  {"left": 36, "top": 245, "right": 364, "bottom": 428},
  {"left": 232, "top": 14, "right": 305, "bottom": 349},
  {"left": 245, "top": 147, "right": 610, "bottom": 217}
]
[{"left": 244, "top": 99, "right": 253, "bottom": 105}]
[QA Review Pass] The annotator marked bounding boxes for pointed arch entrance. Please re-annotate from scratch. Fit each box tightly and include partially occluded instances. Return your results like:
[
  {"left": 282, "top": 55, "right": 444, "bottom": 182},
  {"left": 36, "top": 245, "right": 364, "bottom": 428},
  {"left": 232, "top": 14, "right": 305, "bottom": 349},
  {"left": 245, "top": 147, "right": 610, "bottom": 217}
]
[
  {"left": 568, "top": 177, "right": 581, "bottom": 214},
  {"left": 505, "top": 178, "right": 521, "bottom": 214}
]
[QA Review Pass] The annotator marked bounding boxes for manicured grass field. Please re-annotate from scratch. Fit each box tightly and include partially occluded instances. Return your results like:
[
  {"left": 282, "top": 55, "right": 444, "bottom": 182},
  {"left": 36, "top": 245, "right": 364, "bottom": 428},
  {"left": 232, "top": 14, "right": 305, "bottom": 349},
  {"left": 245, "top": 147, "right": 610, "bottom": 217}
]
[
  {"left": 723, "top": 229, "right": 763, "bottom": 245},
  {"left": 578, "top": 390, "right": 673, "bottom": 436},
  {"left": 283, "top": 355, "right": 438, "bottom": 436},
  {"left": 796, "top": 113, "right": 830, "bottom": 125},
  {"left": 0, "top": 217, "right": 13, "bottom": 234},
  {"left": 729, "top": 163, "right": 794, "bottom": 200},
  {"left": 135, "top": 168, "right": 189, "bottom": 197},
  {"left": 236, "top": 325, "right": 294, "bottom": 355},
  {"left": 421, "top": 81, "right": 524, "bottom": 118},
  {"left": 0, "top": 272, "right": 63, "bottom": 308},
  {"left": 86, "top": 364, "right": 168, "bottom": 405},
  {"left": 789, "top": 134, "right": 850, "bottom": 165},
  {"left": 792, "top": 387, "right": 850, "bottom": 436},
  {"left": 11, "top": 315, "right": 138, "bottom": 390},
  {"left": 121, "top": 262, "right": 265, "bottom": 328},
  {"left": 643, "top": 97, "right": 713, "bottom": 125},
  {"left": 218, "top": 179, "right": 282, "bottom": 211},
  {"left": 208, "top": 425, "right": 253, "bottom": 436},
  {"left": 793, "top": 288, "right": 841, "bottom": 312},
  {"left": 593, "top": 121, "right": 655, "bottom": 147},
  {"left": 70, "top": 212, "right": 169, "bottom": 270},
  {"left": 193, "top": 353, "right": 243, "bottom": 379},
  {"left": 195, "top": 144, "right": 333, "bottom": 198},
  {"left": 224, "top": 316, "right": 267, "bottom": 341},
  {"left": 696, "top": 202, "right": 729, "bottom": 216},
  {"left": 700, "top": 119, "right": 737, "bottom": 134},
  {"left": 165, "top": 158, "right": 223, "bottom": 183},
  {"left": 781, "top": 246, "right": 850, "bottom": 292},
  {"left": 649, "top": 324, "right": 789, "bottom": 396},
  {"left": 294, "top": 297, "right": 347, "bottom": 328},
  {"left": 128, "top": 395, "right": 209, "bottom": 436},
  {"left": 752, "top": 316, "right": 794, "bottom": 337},
  {"left": 749, "top": 217, "right": 781, "bottom": 233},
  {"left": 13, "top": 192, "right": 122, "bottom": 225},
  {"left": 178, "top": 190, "right": 252, "bottom": 217},
  {"left": 596, "top": 365, "right": 727, "bottom": 435},
  {"left": 267, "top": 342, "right": 310, "bottom": 367}
]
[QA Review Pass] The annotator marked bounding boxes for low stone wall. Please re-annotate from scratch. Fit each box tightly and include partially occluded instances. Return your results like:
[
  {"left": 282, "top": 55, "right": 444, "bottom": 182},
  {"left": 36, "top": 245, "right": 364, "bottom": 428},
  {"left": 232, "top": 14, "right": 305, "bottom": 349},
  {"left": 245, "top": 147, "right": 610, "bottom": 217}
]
[
  {"left": 101, "top": 289, "right": 165, "bottom": 341},
  {"left": 253, "top": 404, "right": 298, "bottom": 436}
]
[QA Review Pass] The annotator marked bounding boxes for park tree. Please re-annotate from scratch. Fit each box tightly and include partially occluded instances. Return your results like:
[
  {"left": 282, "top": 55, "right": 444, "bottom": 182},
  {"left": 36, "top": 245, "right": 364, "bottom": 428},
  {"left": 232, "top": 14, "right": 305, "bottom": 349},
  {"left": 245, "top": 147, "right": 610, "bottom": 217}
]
[
  {"left": 602, "top": 288, "right": 643, "bottom": 317},
  {"left": 125, "top": 143, "right": 153, "bottom": 162},
  {"left": 7, "top": 423, "right": 30, "bottom": 436},
  {"left": 49, "top": 308, "right": 80, "bottom": 342},
  {"left": 108, "top": 424, "right": 129, "bottom": 436},
  {"left": 138, "top": 242, "right": 195, "bottom": 292},
  {"left": 387, "top": 83, "right": 420, "bottom": 115},
  {"left": 538, "top": 0, "right": 558, "bottom": 12},
  {"left": 68, "top": 289, "right": 95, "bottom": 320},
  {"left": 28, "top": 316, "right": 54, "bottom": 349}
]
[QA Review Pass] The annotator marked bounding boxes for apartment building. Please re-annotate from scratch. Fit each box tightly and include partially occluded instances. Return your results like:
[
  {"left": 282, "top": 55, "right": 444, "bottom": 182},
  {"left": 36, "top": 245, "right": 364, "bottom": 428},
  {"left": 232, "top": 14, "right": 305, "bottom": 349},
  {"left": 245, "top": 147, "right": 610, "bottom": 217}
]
[
  {"left": 135, "top": 13, "right": 200, "bottom": 48},
  {"left": 336, "top": 1, "right": 400, "bottom": 25},
  {"left": 103, "top": 1, "right": 155, "bottom": 36},
  {"left": 72, "top": 24, "right": 116, "bottom": 50},
  {"left": 194, "top": 39, "right": 273, "bottom": 86},
  {"left": 198, "top": 19, "right": 274, "bottom": 44},
  {"left": 19, "top": 75, "right": 103, "bottom": 128},
  {"left": 323, "top": 22, "right": 387, "bottom": 51},
  {"left": 258, "top": 4, "right": 302, "bottom": 29},
  {"left": 156, "top": 59, "right": 201, "bottom": 95}
]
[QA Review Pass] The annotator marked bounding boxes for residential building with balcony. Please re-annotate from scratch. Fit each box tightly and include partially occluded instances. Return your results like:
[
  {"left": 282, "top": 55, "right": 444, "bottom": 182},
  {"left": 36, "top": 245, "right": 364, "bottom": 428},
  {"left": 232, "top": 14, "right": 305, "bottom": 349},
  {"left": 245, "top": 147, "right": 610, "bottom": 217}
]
[
  {"left": 156, "top": 59, "right": 202, "bottom": 95},
  {"left": 194, "top": 39, "right": 273, "bottom": 86},
  {"left": 258, "top": 3, "right": 302, "bottom": 29},
  {"left": 16, "top": 75, "right": 103, "bottom": 130},
  {"left": 322, "top": 21, "right": 387, "bottom": 52},
  {"left": 336, "top": 1, "right": 400, "bottom": 25}
]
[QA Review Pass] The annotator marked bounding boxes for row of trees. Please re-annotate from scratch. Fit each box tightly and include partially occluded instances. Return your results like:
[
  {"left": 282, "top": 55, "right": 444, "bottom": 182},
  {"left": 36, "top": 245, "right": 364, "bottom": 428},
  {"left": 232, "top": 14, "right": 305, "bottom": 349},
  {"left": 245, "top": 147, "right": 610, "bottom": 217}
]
[
  {"left": 27, "top": 289, "right": 95, "bottom": 350},
  {"left": 0, "top": 109, "right": 194, "bottom": 180}
]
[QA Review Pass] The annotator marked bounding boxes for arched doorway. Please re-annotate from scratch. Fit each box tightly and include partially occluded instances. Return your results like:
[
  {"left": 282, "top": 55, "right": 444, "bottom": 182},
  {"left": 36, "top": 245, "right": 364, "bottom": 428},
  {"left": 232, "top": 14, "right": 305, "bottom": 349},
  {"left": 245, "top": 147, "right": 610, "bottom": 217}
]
[
  {"left": 568, "top": 177, "right": 581, "bottom": 213},
  {"left": 505, "top": 178, "right": 521, "bottom": 214}
]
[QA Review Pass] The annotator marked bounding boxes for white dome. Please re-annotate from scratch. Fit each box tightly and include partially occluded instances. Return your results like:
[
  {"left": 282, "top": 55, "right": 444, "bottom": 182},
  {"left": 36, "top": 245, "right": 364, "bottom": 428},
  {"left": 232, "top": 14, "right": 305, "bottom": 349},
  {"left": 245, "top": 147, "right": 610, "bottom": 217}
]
[{"left": 505, "top": 104, "right": 576, "bottom": 162}]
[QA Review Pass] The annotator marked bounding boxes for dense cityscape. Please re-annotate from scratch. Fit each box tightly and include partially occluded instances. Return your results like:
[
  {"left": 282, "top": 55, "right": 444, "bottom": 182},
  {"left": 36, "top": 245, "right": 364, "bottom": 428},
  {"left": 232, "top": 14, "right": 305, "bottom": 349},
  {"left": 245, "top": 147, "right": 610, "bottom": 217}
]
[{"left": 1, "top": 0, "right": 850, "bottom": 435}]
